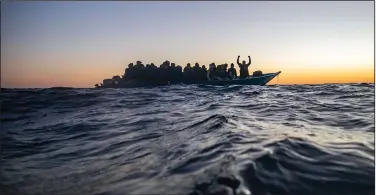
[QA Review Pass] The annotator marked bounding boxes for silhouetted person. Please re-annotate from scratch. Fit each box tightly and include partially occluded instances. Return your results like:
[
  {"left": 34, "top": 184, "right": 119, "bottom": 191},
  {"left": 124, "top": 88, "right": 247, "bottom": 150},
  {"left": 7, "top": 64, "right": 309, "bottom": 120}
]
[
  {"left": 218, "top": 64, "right": 228, "bottom": 79},
  {"left": 165, "top": 60, "right": 171, "bottom": 68},
  {"left": 160, "top": 60, "right": 169, "bottom": 69},
  {"left": 168, "top": 63, "right": 176, "bottom": 82},
  {"left": 201, "top": 65, "right": 208, "bottom": 81},
  {"left": 237, "top": 55, "right": 251, "bottom": 78},
  {"left": 135, "top": 61, "right": 145, "bottom": 68},
  {"left": 184, "top": 63, "right": 191, "bottom": 72},
  {"left": 215, "top": 64, "right": 228, "bottom": 80},
  {"left": 176, "top": 65, "right": 183, "bottom": 81},
  {"left": 194, "top": 63, "right": 200, "bottom": 69},
  {"left": 222, "top": 63, "right": 231, "bottom": 80},
  {"left": 169, "top": 63, "right": 179, "bottom": 83},
  {"left": 159, "top": 61, "right": 170, "bottom": 83},
  {"left": 124, "top": 63, "right": 135, "bottom": 81},
  {"left": 132, "top": 61, "right": 144, "bottom": 80},
  {"left": 216, "top": 64, "right": 223, "bottom": 78},
  {"left": 228, "top": 63, "right": 237, "bottom": 79},
  {"left": 148, "top": 63, "right": 157, "bottom": 82},
  {"left": 193, "top": 63, "right": 201, "bottom": 81},
  {"left": 211, "top": 63, "right": 217, "bottom": 72},
  {"left": 207, "top": 64, "right": 215, "bottom": 81},
  {"left": 183, "top": 63, "right": 192, "bottom": 81},
  {"left": 211, "top": 63, "right": 222, "bottom": 79},
  {"left": 207, "top": 63, "right": 221, "bottom": 80}
]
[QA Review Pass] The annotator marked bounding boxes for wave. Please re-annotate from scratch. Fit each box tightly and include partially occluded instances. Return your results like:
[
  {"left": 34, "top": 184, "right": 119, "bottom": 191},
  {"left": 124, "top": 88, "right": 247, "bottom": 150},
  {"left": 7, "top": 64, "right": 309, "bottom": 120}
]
[
  {"left": 0, "top": 84, "right": 374, "bottom": 195},
  {"left": 191, "top": 137, "right": 374, "bottom": 195}
]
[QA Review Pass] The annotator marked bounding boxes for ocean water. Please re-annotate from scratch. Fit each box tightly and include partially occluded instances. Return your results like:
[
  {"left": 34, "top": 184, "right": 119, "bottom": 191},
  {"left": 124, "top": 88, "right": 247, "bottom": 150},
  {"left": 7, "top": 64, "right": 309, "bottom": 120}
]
[{"left": 1, "top": 83, "right": 375, "bottom": 195}]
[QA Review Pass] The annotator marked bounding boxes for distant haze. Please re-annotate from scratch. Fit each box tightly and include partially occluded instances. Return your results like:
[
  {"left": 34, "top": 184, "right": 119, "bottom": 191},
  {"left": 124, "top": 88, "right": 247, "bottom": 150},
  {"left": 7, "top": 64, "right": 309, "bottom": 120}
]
[{"left": 1, "top": 1, "right": 374, "bottom": 88}]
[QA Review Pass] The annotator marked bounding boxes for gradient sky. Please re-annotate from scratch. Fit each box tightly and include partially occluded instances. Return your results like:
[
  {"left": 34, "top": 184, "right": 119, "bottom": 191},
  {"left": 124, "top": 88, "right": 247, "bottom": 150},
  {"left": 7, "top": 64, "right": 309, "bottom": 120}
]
[{"left": 1, "top": 1, "right": 374, "bottom": 88}]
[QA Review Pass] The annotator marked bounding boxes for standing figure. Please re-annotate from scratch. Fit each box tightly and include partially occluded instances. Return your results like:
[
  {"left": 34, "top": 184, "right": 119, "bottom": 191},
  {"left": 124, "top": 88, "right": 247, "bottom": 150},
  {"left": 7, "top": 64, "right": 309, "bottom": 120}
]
[{"left": 237, "top": 55, "right": 251, "bottom": 78}]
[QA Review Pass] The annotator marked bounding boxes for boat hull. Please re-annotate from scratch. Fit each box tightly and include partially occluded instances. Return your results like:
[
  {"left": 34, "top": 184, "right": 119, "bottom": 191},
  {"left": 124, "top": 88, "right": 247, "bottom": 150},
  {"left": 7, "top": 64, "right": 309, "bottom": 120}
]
[
  {"left": 97, "top": 71, "right": 281, "bottom": 88},
  {"left": 182, "top": 71, "right": 281, "bottom": 86}
]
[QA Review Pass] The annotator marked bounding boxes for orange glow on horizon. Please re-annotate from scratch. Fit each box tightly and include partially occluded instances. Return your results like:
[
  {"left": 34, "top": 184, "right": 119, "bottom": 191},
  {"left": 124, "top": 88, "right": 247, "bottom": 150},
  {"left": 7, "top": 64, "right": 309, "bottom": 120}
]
[
  {"left": 2, "top": 61, "right": 373, "bottom": 88},
  {"left": 267, "top": 70, "right": 374, "bottom": 85}
]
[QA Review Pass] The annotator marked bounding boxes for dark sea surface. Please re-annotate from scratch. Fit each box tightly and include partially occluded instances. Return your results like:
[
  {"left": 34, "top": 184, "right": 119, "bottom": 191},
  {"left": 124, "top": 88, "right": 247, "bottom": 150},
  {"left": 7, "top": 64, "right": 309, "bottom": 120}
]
[{"left": 1, "top": 83, "right": 375, "bottom": 195}]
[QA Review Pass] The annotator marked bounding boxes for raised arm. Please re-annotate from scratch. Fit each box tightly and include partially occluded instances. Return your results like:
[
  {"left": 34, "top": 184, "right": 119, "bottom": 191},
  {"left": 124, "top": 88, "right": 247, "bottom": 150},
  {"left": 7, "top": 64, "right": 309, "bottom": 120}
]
[
  {"left": 206, "top": 69, "right": 211, "bottom": 81},
  {"left": 247, "top": 56, "right": 251, "bottom": 66},
  {"left": 237, "top": 55, "right": 241, "bottom": 66}
]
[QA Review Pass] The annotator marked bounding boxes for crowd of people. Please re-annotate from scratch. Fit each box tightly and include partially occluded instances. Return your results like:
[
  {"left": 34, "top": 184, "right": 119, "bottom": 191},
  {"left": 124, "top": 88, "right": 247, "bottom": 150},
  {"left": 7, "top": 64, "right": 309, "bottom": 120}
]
[{"left": 97, "top": 56, "right": 256, "bottom": 87}]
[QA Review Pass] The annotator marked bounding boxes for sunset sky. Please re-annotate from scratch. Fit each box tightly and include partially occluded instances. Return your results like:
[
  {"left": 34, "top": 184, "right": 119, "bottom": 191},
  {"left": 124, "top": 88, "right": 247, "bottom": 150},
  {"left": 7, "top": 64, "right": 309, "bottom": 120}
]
[{"left": 1, "top": 1, "right": 374, "bottom": 88}]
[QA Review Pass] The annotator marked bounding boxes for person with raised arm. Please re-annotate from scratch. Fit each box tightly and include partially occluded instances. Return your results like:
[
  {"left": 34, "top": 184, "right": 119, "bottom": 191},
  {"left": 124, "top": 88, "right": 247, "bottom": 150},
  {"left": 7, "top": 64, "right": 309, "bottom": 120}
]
[{"left": 237, "top": 55, "right": 251, "bottom": 78}]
